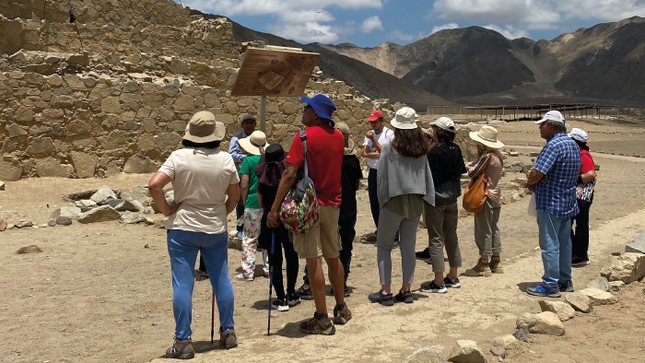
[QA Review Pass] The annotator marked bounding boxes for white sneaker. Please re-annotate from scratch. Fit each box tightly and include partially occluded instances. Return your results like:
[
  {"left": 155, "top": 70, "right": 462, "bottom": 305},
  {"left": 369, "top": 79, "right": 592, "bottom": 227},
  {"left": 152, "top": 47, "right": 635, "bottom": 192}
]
[
  {"left": 272, "top": 298, "right": 289, "bottom": 312},
  {"left": 234, "top": 273, "right": 253, "bottom": 282}
]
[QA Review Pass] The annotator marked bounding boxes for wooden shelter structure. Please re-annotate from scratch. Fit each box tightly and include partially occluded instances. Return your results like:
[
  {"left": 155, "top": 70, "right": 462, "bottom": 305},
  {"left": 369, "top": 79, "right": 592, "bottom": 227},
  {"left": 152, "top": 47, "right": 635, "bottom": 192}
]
[{"left": 426, "top": 103, "right": 618, "bottom": 121}]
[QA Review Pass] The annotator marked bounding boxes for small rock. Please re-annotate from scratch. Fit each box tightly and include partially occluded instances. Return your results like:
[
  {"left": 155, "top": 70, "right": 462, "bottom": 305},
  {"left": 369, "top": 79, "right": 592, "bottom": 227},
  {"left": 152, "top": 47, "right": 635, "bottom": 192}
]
[
  {"left": 144, "top": 243, "right": 149, "bottom": 248},
  {"left": 154, "top": 218, "right": 167, "bottom": 229},
  {"left": 17, "top": 245, "right": 42, "bottom": 254},
  {"left": 600, "top": 252, "right": 645, "bottom": 284},
  {"left": 608, "top": 281, "right": 625, "bottom": 292},
  {"left": 0, "top": 180, "right": 5, "bottom": 190},
  {"left": 143, "top": 208, "right": 153, "bottom": 215},
  {"left": 493, "top": 334, "right": 519, "bottom": 349},
  {"left": 55, "top": 216, "right": 73, "bottom": 226},
  {"left": 356, "top": 263, "right": 363, "bottom": 267},
  {"left": 89, "top": 185, "right": 118, "bottom": 205},
  {"left": 15, "top": 220, "right": 34, "bottom": 228},
  {"left": 497, "top": 357, "right": 503, "bottom": 363},
  {"left": 48, "top": 220, "right": 56, "bottom": 227},
  {"left": 538, "top": 300, "right": 575, "bottom": 321},
  {"left": 587, "top": 277, "right": 611, "bottom": 292},
  {"left": 120, "top": 211, "right": 138, "bottom": 224},
  {"left": 579, "top": 288, "right": 618, "bottom": 305},
  {"left": 403, "top": 347, "right": 447, "bottom": 363},
  {"left": 490, "top": 346, "right": 505, "bottom": 359},
  {"left": 130, "top": 185, "right": 152, "bottom": 206},
  {"left": 50, "top": 207, "right": 82, "bottom": 221},
  {"left": 107, "top": 198, "right": 142, "bottom": 212},
  {"left": 78, "top": 206, "right": 121, "bottom": 224},
  {"left": 565, "top": 292, "right": 592, "bottom": 312},
  {"left": 38, "top": 223, "right": 49, "bottom": 228},
  {"left": 0, "top": 219, "right": 7, "bottom": 231},
  {"left": 513, "top": 328, "right": 531, "bottom": 342},
  {"left": 447, "top": 340, "right": 486, "bottom": 363},
  {"left": 360, "top": 232, "right": 377, "bottom": 244},
  {"left": 516, "top": 312, "right": 565, "bottom": 336},
  {"left": 75, "top": 199, "right": 98, "bottom": 212}
]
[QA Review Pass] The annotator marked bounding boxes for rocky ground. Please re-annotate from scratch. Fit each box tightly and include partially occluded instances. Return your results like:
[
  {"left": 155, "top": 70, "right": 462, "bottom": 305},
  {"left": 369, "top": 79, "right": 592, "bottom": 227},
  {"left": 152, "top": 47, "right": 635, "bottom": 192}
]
[{"left": 1, "top": 118, "right": 645, "bottom": 363}]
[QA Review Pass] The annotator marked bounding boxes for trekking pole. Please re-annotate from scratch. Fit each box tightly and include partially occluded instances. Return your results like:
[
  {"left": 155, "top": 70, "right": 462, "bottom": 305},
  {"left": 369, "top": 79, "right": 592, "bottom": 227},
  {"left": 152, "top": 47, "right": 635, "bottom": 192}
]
[
  {"left": 211, "top": 290, "right": 215, "bottom": 344},
  {"left": 267, "top": 232, "right": 275, "bottom": 335}
]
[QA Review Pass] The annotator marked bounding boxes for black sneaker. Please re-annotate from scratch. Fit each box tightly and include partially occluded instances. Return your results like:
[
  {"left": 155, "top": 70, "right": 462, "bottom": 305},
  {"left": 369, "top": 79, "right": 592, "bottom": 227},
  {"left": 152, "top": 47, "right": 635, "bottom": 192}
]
[
  {"left": 558, "top": 280, "right": 574, "bottom": 292},
  {"left": 330, "top": 285, "right": 350, "bottom": 297},
  {"left": 394, "top": 290, "right": 413, "bottom": 303},
  {"left": 368, "top": 290, "right": 394, "bottom": 306},
  {"left": 571, "top": 256, "right": 590, "bottom": 267},
  {"left": 271, "top": 298, "right": 289, "bottom": 312},
  {"left": 444, "top": 276, "right": 461, "bottom": 288},
  {"left": 194, "top": 270, "right": 209, "bottom": 281},
  {"left": 287, "top": 293, "right": 301, "bottom": 306},
  {"left": 296, "top": 284, "right": 314, "bottom": 300},
  {"left": 421, "top": 280, "right": 447, "bottom": 293},
  {"left": 415, "top": 248, "right": 430, "bottom": 260}
]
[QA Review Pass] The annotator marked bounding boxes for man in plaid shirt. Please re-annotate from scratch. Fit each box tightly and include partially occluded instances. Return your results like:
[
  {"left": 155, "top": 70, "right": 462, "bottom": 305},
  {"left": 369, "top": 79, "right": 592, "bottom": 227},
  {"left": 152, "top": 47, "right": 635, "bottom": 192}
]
[{"left": 526, "top": 110, "right": 581, "bottom": 298}]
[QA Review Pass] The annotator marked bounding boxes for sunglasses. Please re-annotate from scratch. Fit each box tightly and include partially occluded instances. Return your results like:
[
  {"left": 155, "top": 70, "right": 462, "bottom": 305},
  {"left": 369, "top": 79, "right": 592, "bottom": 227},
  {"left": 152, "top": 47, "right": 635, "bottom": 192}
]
[{"left": 304, "top": 104, "right": 312, "bottom": 112}]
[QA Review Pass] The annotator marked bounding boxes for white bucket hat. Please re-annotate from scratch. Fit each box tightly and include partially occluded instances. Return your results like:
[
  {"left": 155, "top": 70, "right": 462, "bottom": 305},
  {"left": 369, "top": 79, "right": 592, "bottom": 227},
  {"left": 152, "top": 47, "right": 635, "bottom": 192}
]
[
  {"left": 429, "top": 116, "right": 457, "bottom": 133},
  {"left": 183, "top": 111, "right": 225, "bottom": 143},
  {"left": 568, "top": 127, "right": 588, "bottom": 142},
  {"left": 469, "top": 125, "right": 504, "bottom": 149},
  {"left": 239, "top": 130, "right": 269, "bottom": 156},
  {"left": 390, "top": 107, "right": 419, "bottom": 130},
  {"left": 536, "top": 110, "right": 565, "bottom": 124}
]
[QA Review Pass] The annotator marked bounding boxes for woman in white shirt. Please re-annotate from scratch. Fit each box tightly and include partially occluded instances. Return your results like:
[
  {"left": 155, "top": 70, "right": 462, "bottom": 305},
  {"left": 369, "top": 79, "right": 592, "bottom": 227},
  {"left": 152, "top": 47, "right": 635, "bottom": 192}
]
[{"left": 149, "top": 111, "right": 240, "bottom": 359}]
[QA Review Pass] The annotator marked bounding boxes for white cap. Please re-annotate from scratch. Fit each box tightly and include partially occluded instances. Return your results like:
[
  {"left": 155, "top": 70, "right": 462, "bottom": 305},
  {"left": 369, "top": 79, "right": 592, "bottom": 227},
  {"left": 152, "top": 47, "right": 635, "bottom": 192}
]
[
  {"left": 390, "top": 107, "right": 419, "bottom": 130},
  {"left": 568, "top": 128, "right": 588, "bottom": 142},
  {"left": 536, "top": 110, "right": 565, "bottom": 124},
  {"left": 429, "top": 117, "right": 456, "bottom": 133}
]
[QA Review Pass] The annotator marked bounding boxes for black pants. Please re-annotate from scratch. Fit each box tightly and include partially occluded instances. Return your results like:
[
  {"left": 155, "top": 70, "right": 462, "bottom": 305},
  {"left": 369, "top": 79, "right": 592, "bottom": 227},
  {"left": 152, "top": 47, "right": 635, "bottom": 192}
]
[
  {"left": 235, "top": 197, "right": 244, "bottom": 233},
  {"left": 571, "top": 199, "right": 592, "bottom": 260},
  {"left": 368, "top": 168, "right": 380, "bottom": 228},
  {"left": 303, "top": 214, "right": 356, "bottom": 285},
  {"left": 261, "top": 216, "right": 298, "bottom": 299}
]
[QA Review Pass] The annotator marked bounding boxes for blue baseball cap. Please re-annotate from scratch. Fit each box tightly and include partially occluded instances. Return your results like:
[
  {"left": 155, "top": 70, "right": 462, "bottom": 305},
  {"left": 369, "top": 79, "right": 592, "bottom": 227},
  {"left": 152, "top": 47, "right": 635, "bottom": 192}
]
[{"left": 301, "top": 94, "right": 336, "bottom": 124}]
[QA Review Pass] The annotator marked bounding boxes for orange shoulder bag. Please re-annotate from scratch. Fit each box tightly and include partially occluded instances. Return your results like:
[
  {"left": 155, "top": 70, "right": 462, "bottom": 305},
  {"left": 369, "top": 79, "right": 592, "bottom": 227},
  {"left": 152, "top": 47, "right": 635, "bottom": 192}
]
[{"left": 463, "top": 154, "right": 492, "bottom": 214}]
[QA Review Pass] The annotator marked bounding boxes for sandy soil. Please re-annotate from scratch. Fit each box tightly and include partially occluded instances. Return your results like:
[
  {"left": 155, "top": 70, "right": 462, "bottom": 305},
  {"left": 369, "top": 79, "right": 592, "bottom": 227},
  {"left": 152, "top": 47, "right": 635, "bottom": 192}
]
[{"left": 1, "top": 120, "right": 645, "bottom": 363}]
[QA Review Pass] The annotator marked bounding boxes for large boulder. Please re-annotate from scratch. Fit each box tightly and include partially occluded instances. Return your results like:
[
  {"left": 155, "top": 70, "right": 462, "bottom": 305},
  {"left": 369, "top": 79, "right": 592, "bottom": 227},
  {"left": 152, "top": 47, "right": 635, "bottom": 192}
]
[
  {"left": 35, "top": 157, "right": 70, "bottom": 178},
  {"left": 130, "top": 185, "right": 152, "bottom": 206},
  {"left": 105, "top": 198, "right": 143, "bottom": 212},
  {"left": 71, "top": 151, "right": 97, "bottom": 178},
  {"left": 625, "top": 231, "right": 645, "bottom": 254},
  {"left": 538, "top": 300, "right": 575, "bottom": 321},
  {"left": 403, "top": 347, "right": 447, "bottom": 363},
  {"left": 601, "top": 253, "right": 645, "bottom": 284},
  {"left": 124, "top": 153, "right": 159, "bottom": 173},
  {"left": 78, "top": 206, "right": 121, "bottom": 223},
  {"left": 90, "top": 185, "right": 118, "bottom": 205},
  {"left": 0, "top": 159, "right": 23, "bottom": 181},
  {"left": 447, "top": 340, "right": 486, "bottom": 363},
  {"left": 587, "top": 277, "right": 611, "bottom": 292},
  {"left": 516, "top": 312, "right": 565, "bottom": 336}
]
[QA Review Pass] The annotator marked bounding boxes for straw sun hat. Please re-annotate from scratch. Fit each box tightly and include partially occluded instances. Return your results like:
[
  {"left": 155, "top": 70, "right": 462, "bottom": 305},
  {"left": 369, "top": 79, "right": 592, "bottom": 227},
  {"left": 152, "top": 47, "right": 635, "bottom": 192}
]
[
  {"left": 183, "top": 111, "right": 225, "bottom": 143},
  {"left": 239, "top": 130, "right": 269, "bottom": 156},
  {"left": 469, "top": 125, "right": 504, "bottom": 149}
]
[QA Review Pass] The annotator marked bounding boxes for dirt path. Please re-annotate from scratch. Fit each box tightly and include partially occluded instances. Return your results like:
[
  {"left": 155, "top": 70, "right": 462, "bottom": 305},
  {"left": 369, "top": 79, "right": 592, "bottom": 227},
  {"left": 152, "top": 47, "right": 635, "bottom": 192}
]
[{"left": 2, "top": 121, "right": 645, "bottom": 362}]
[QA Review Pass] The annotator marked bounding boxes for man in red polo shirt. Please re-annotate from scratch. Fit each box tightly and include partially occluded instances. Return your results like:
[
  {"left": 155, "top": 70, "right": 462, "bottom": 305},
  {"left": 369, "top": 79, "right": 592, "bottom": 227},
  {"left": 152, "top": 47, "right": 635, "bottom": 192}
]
[{"left": 267, "top": 94, "right": 351, "bottom": 335}]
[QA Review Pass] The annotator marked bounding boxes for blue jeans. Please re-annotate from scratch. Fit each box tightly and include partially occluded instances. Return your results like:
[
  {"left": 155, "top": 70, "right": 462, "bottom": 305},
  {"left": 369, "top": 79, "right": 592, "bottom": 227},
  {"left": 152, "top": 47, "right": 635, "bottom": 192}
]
[
  {"left": 537, "top": 210, "right": 572, "bottom": 289},
  {"left": 167, "top": 230, "right": 235, "bottom": 340}
]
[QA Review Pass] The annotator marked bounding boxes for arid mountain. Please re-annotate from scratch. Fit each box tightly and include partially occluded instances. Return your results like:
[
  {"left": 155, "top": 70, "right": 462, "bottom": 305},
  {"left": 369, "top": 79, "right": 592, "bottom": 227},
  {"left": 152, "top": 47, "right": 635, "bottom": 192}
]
[
  {"left": 191, "top": 10, "right": 453, "bottom": 110},
  {"left": 322, "top": 16, "right": 645, "bottom": 106}
]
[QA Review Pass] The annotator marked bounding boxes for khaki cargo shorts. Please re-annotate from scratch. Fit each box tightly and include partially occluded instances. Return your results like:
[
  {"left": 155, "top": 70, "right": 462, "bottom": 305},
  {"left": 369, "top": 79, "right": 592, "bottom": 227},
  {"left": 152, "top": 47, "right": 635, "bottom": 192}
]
[{"left": 292, "top": 205, "right": 341, "bottom": 259}]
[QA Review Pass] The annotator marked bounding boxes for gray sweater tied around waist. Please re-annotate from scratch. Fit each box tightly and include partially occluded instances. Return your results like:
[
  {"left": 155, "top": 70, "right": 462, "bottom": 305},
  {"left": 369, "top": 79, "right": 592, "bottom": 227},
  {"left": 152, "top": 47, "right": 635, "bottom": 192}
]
[{"left": 377, "top": 143, "right": 435, "bottom": 208}]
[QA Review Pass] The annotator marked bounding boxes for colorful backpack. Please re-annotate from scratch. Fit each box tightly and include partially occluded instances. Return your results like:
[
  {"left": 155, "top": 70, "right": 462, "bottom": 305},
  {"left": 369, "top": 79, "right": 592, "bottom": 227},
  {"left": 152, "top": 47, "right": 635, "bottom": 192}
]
[{"left": 279, "top": 131, "right": 320, "bottom": 234}]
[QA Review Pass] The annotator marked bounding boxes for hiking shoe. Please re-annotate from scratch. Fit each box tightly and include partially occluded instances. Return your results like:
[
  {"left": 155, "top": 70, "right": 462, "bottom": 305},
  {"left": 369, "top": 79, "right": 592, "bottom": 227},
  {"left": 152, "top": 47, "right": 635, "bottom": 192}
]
[
  {"left": 165, "top": 337, "right": 194, "bottom": 359},
  {"left": 527, "top": 285, "right": 561, "bottom": 298},
  {"left": 415, "top": 248, "right": 430, "bottom": 260},
  {"left": 272, "top": 298, "right": 289, "bottom": 312},
  {"left": 287, "top": 293, "right": 301, "bottom": 306},
  {"left": 443, "top": 276, "right": 461, "bottom": 288},
  {"left": 234, "top": 272, "right": 253, "bottom": 281},
  {"left": 333, "top": 303, "right": 352, "bottom": 325},
  {"left": 368, "top": 290, "right": 394, "bottom": 306},
  {"left": 464, "top": 259, "right": 492, "bottom": 277},
  {"left": 572, "top": 256, "right": 590, "bottom": 267},
  {"left": 236, "top": 231, "right": 244, "bottom": 239},
  {"left": 194, "top": 270, "right": 209, "bottom": 281},
  {"left": 558, "top": 280, "right": 574, "bottom": 292},
  {"left": 421, "top": 280, "right": 447, "bottom": 294},
  {"left": 490, "top": 256, "right": 504, "bottom": 274},
  {"left": 425, "top": 257, "right": 433, "bottom": 265},
  {"left": 219, "top": 328, "right": 238, "bottom": 349},
  {"left": 295, "top": 284, "right": 313, "bottom": 300},
  {"left": 300, "top": 313, "right": 335, "bottom": 335},
  {"left": 394, "top": 290, "right": 413, "bottom": 303}
]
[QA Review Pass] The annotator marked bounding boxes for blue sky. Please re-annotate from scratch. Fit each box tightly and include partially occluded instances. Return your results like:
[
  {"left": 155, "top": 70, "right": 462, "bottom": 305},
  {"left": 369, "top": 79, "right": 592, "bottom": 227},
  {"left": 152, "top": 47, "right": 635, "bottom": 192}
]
[{"left": 177, "top": 1, "right": 645, "bottom": 47}]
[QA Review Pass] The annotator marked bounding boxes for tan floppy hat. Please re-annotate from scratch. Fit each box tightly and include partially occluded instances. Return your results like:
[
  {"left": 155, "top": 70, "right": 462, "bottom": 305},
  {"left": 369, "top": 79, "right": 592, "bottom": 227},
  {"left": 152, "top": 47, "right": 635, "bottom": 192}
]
[
  {"left": 183, "top": 111, "right": 225, "bottom": 143},
  {"left": 335, "top": 122, "right": 355, "bottom": 155},
  {"left": 469, "top": 125, "right": 504, "bottom": 149},
  {"left": 238, "top": 130, "right": 269, "bottom": 156}
]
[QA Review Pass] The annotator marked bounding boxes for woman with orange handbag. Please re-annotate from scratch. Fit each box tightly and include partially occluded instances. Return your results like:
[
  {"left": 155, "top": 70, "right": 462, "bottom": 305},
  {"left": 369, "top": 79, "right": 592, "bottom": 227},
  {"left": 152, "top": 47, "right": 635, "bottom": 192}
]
[{"left": 465, "top": 126, "right": 505, "bottom": 277}]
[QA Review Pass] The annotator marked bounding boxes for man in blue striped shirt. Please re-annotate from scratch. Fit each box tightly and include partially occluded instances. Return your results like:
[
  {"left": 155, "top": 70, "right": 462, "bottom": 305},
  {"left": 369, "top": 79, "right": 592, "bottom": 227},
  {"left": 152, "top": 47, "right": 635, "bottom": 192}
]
[{"left": 526, "top": 110, "right": 581, "bottom": 298}]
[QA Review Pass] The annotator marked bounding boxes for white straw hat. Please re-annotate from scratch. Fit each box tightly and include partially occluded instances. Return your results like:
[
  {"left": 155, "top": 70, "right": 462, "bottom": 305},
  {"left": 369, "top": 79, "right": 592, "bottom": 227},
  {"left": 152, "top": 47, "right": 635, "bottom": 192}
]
[
  {"left": 238, "top": 130, "right": 269, "bottom": 156},
  {"left": 390, "top": 107, "right": 419, "bottom": 130},
  {"left": 469, "top": 125, "right": 504, "bottom": 149}
]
